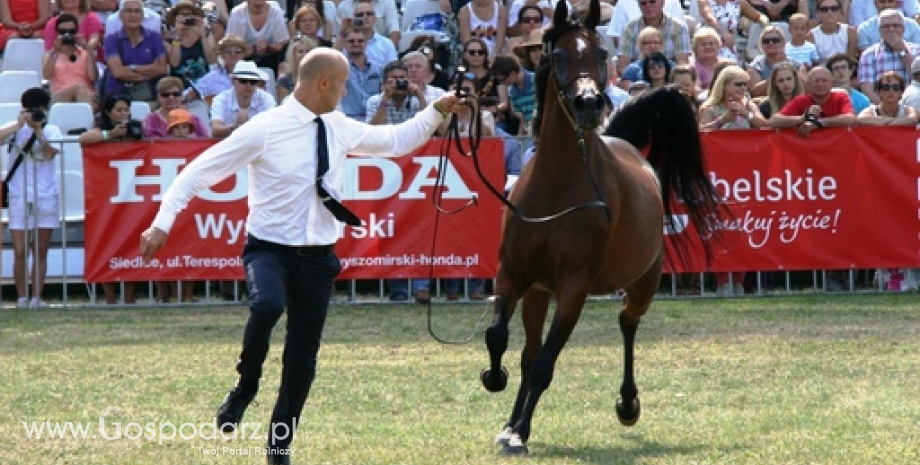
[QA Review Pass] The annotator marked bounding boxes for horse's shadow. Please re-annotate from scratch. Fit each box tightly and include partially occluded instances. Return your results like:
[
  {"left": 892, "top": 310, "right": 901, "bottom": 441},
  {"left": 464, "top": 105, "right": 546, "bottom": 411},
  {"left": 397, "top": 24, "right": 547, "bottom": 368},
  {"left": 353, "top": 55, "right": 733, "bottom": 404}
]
[{"left": 529, "top": 433, "right": 723, "bottom": 463}]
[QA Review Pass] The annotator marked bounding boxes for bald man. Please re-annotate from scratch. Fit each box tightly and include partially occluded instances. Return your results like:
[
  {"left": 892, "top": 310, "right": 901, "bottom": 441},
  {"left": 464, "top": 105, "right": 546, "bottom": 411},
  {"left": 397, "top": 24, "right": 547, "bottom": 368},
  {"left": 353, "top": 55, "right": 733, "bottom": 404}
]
[
  {"left": 769, "top": 67, "right": 856, "bottom": 138},
  {"left": 139, "top": 48, "right": 466, "bottom": 465}
]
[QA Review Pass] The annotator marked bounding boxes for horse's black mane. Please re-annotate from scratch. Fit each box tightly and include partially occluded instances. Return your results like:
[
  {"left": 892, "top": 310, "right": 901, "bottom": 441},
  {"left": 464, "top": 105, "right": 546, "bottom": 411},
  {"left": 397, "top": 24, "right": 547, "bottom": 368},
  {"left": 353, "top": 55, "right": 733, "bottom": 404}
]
[{"left": 531, "top": 18, "right": 583, "bottom": 139}]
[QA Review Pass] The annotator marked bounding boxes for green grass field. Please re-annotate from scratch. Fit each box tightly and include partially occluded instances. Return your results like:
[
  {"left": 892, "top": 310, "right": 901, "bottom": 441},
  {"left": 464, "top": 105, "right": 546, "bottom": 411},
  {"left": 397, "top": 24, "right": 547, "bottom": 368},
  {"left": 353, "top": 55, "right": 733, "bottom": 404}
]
[{"left": 1, "top": 294, "right": 918, "bottom": 464}]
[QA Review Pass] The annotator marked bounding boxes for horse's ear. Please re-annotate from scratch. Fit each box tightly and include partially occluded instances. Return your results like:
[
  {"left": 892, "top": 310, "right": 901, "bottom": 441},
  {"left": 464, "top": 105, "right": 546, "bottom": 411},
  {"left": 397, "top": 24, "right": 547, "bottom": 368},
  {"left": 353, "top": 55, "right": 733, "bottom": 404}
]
[
  {"left": 585, "top": 0, "right": 600, "bottom": 31},
  {"left": 553, "top": 0, "right": 569, "bottom": 27}
]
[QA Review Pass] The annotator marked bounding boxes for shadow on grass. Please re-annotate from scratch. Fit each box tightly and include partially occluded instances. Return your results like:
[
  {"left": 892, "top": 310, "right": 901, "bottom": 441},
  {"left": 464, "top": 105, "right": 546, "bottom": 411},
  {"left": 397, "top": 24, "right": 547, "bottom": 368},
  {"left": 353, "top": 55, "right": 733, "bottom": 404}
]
[{"left": 532, "top": 432, "right": 715, "bottom": 463}]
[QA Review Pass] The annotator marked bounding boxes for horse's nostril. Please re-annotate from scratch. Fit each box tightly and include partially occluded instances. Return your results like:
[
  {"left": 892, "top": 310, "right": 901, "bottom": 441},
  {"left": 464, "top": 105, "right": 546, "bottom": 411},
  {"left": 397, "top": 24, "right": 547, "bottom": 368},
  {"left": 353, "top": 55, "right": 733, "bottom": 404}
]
[{"left": 573, "top": 96, "right": 586, "bottom": 112}]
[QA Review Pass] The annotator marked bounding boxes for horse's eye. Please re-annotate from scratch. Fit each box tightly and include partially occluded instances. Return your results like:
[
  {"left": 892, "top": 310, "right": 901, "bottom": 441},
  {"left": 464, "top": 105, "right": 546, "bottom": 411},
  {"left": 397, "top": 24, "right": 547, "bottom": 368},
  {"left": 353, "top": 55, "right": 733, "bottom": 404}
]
[
  {"left": 597, "top": 49, "right": 609, "bottom": 61},
  {"left": 551, "top": 51, "right": 566, "bottom": 64}
]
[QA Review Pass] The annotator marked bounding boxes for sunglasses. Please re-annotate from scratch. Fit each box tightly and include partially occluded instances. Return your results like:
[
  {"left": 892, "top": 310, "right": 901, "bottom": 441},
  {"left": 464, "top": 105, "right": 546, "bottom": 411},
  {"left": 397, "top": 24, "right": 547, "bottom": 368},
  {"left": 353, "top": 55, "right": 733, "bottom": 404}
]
[
  {"left": 817, "top": 5, "right": 841, "bottom": 11},
  {"left": 761, "top": 36, "right": 782, "bottom": 44},
  {"left": 58, "top": 28, "right": 78, "bottom": 35},
  {"left": 347, "top": 39, "right": 365, "bottom": 44},
  {"left": 222, "top": 48, "right": 244, "bottom": 55},
  {"left": 354, "top": 11, "right": 374, "bottom": 17},
  {"left": 160, "top": 91, "right": 182, "bottom": 98},
  {"left": 639, "top": 0, "right": 657, "bottom": 5},
  {"left": 521, "top": 16, "right": 542, "bottom": 23},
  {"left": 236, "top": 79, "right": 260, "bottom": 86},
  {"left": 466, "top": 49, "right": 486, "bottom": 56},
  {"left": 879, "top": 83, "right": 903, "bottom": 91},
  {"left": 648, "top": 61, "right": 666, "bottom": 69}
]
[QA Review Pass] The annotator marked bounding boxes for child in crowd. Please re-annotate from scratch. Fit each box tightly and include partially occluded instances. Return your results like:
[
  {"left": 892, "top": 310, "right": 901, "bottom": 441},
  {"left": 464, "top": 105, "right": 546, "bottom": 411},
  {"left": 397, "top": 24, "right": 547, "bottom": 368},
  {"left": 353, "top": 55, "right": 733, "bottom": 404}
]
[
  {"left": 785, "top": 14, "right": 820, "bottom": 67},
  {"left": 671, "top": 63, "right": 701, "bottom": 110},
  {"left": 167, "top": 109, "right": 195, "bottom": 138}
]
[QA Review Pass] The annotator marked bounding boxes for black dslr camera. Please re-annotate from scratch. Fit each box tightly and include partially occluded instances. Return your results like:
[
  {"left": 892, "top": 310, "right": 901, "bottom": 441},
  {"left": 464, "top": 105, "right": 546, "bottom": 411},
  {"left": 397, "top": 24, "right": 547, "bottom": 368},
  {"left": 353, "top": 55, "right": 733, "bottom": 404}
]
[
  {"left": 28, "top": 107, "right": 45, "bottom": 123},
  {"left": 123, "top": 120, "right": 144, "bottom": 140},
  {"left": 395, "top": 78, "right": 408, "bottom": 91},
  {"left": 61, "top": 32, "right": 76, "bottom": 46}
]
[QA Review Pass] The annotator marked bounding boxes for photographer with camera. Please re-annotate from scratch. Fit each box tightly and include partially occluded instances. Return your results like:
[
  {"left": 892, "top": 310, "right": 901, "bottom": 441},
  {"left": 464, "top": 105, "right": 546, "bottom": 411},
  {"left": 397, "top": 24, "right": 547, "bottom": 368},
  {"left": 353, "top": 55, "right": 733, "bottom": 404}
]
[
  {"left": 165, "top": 0, "right": 216, "bottom": 88},
  {"left": 2, "top": 88, "right": 62, "bottom": 308},
  {"left": 366, "top": 60, "right": 427, "bottom": 125},
  {"left": 333, "top": 0, "right": 396, "bottom": 70},
  {"left": 42, "top": 13, "right": 99, "bottom": 111},
  {"left": 43, "top": 0, "right": 104, "bottom": 64},
  {"left": 78, "top": 93, "right": 142, "bottom": 304}
]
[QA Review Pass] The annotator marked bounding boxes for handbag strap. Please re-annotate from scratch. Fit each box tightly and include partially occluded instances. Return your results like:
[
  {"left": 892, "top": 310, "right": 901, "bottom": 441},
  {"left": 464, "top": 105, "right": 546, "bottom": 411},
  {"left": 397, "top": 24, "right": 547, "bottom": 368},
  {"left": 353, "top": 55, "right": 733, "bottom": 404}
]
[{"left": 4, "top": 132, "right": 40, "bottom": 183}]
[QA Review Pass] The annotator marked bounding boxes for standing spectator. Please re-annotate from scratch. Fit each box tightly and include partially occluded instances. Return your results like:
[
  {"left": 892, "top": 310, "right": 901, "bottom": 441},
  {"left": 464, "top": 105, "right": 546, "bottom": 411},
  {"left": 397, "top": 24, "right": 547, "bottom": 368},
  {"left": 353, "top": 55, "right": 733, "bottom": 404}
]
[
  {"left": 748, "top": 25, "right": 799, "bottom": 97},
  {"left": 620, "top": 26, "right": 667, "bottom": 90},
  {"left": 757, "top": 60, "right": 805, "bottom": 118},
  {"left": 102, "top": 0, "right": 167, "bottom": 102},
  {"left": 190, "top": 34, "right": 251, "bottom": 106},
  {"left": 492, "top": 53, "right": 536, "bottom": 135},
  {"left": 858, "top": 9, "right": 920, "bottom": 103},
  {"left": 826, "top": 52, "right": 871, "bottom": 113},
  {"left": 785, "top": 13, "right": 821, "bottom": 67},
  {"left": 211, "top": 60, "right": 277, "bottom": 137},
  {"left": 42, "top": 13, "right": 98, "bottom": 111},
  {"left": 277, "top": 35, "right": 318, "bottom": 102},
  {"left": 770, "top": 66, "right": 855, "bottom": 137},
  {"left": 900, "top": 56, "right": 920, "bottom": 111},
  {"left": 809, "top": 0, "right": 857, "bottom": 63},
  {"left": 2, "top": 88, "right": 62, "bottom": 308},
  {"left": 616, "top": 0, "right": 691, "bottom": 76},
  {"left": 0, "top": 0, "right": 51, "bottom": 49},
  {"left": 857, "top": 70, "right": 919, "bottom": 123},
  {"left": 340, "top": 28, "right": 383, "bottom": 121},
  {"left": 336, "top": 0, "right": 399, "bottom": 47},
  {"left": 856, "top": 0, "right": 920, "bottom": 53},
  {"left": 165, "top": 0, "right": 216, "bottom": 88},
  {"left": 335, "top": 0, "right": 396, "bottom": 69},
  {"left": 458, "top": 0, "right": 507, "bottom": 57},
  {"left": 142, "top": 76, "right": 209, "bottom": 137},
  {"left": 288, "top": 5, "right": 331, "bottom": 46},
  {"left": 696, "top": 0, "right": 769, "bottom": 63},
  {"left": 43, "top": 0, "right": 104, "bottom": 64},
  {"left": 227, "top": 0, "right": 289, "bottom": 73}
]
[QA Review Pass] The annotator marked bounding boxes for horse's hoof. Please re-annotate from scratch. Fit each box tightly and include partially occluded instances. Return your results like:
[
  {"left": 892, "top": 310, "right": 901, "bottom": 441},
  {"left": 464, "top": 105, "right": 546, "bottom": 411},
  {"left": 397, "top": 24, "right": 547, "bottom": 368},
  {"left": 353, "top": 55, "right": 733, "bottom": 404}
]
[
  {"left": 480, "top": 366, "right": 509, "bottom": 392},
  {"left": 494, "top": 426, "right": 513, "bottom": 445},
  {"left": 501, "top": 433, "right": 529, "bottom": 455},
  {"left": 616, "top": 397, "right": 641, "bottom": 426}
]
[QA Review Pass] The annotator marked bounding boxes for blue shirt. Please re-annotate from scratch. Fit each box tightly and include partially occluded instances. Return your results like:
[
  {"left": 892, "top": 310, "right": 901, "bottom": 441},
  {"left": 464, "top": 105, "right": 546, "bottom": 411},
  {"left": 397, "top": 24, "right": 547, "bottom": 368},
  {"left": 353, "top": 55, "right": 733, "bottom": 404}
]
[
  {"left": 342, "top": 58, "right": 383, "bottom": 121},
  {"left": 847, "top": 87, "right": 871, "bottom": 114},
  {"left": 858, "top": 16, "right": 920, "bottom": 50},
  {"left": 103, "top": 27, "right": 167, "bottom": 97}
]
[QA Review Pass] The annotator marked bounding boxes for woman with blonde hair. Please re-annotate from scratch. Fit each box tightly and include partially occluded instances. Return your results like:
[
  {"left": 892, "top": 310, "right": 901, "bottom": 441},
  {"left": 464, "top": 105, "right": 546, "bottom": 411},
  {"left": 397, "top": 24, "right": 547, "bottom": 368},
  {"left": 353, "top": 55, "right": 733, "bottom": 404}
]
[
  {"left": 748, "top": 25, "right": 797, "bottom": 97},
  {"left": 276, "top": 35, "right": 317, "bottom": 101},
  {"left": 757, "top": 61, "right": 804, "bottom": 118}
]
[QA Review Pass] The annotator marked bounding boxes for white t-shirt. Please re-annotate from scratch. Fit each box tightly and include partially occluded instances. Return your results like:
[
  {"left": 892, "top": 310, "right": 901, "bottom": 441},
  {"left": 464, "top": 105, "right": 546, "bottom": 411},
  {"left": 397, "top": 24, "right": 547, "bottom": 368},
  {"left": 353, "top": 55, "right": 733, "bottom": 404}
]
[
  {"left": 227, "top": 1, "right": 290, "bottom": 45},
  {"left": 5, "top": 124, "right": 64, "bottom": 201},
  {"left": 211, "top": 88, "right": 278, "bottom": 125}
]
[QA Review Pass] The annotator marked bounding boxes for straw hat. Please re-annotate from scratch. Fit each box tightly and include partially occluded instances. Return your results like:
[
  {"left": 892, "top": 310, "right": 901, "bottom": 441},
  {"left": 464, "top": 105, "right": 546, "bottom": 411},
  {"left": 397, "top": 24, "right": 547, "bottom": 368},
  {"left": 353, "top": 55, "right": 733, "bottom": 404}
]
[
  {"left": 165, "top": 0, "right": 204, "bottom": 27},
  {"left": 167, "top": 109, "right": 194, "bottom": 132},
  {"left": 513, "top": 29, "right": 544, "bottom": 59},
  {"left": 216, "top": 34, "right": 253, "bottom": 58}
]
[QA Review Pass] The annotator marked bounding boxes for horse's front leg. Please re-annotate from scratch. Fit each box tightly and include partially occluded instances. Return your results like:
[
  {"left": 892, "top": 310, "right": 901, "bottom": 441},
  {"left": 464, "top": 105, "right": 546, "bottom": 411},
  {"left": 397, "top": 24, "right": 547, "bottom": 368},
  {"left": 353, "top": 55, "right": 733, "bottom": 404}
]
[
  {"left": 481, "top": 264, "right": 522, "bottom": 392},
  {"left": 617, "top": 261, "right": 660, "bottom": 426}
]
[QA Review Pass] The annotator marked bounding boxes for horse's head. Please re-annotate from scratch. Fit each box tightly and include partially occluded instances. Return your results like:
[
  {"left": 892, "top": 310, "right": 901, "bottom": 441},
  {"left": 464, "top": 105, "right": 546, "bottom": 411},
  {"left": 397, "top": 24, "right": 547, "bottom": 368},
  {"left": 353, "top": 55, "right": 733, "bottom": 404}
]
[{"left": 541, "top": 0, "right": 610, "bottom": 132}]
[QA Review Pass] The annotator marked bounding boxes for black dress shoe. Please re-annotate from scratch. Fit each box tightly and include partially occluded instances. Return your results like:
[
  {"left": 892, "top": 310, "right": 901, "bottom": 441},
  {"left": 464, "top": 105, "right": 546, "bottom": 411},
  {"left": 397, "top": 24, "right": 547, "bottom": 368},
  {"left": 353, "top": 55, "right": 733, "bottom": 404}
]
[
  {"left": 215, "top": 385, "right": 255, "bottom": 432},
  {"left": 265, "top": 448, "right": 292, "bottom": 464}
]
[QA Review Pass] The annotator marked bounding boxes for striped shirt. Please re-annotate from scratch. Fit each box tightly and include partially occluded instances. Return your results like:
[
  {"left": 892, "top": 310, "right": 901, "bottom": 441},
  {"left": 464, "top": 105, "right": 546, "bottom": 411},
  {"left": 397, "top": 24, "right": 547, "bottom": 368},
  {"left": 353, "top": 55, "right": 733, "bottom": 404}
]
[
  {"left": 508, "top": 70, "right": 537, "bottom": 124},
  {"left": 618, "top": 14, "right": 691, "bottom": 62},
  {"left": 857, "top": 40, "right": 920, "bottom": 86}
]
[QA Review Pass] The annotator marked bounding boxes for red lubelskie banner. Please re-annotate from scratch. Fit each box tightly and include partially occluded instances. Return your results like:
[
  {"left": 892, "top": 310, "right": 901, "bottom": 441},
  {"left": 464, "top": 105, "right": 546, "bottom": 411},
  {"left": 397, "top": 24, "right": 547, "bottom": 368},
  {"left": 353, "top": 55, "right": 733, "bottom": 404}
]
[
  {"left": 82, "top": 139, "right": 506, "bottom": 282},
  {"left": 82, "top": 128, "right": 920, "bottom": 281}
]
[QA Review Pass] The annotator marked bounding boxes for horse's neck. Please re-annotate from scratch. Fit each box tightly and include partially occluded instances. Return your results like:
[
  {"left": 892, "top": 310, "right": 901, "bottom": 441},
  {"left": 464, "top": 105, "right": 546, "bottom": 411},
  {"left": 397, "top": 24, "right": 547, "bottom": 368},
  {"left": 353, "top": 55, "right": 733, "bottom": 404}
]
[{"left": 536, "top": 97, "right": 588, "bottom": 165}]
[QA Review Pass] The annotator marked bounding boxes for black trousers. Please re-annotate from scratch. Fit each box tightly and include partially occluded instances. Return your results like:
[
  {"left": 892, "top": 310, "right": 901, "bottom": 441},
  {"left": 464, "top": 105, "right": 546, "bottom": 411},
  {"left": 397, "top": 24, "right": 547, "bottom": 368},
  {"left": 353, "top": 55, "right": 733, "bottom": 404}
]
[{"left": 235, "top": 234, "right": 341, "bottom": 450}]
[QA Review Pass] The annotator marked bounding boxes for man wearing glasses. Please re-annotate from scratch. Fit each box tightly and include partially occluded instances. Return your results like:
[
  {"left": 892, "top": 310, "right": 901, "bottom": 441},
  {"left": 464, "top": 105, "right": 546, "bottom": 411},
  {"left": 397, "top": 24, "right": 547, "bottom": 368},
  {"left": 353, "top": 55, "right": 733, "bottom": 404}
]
[
  {"left": 615, "top": 0, "right": 690, "bottom": 76},
  {"left": 334, "top": 0, "right": 397, "bottom": 69},
  {"left": 211, "top": 60, "right": 277, "bottom": 137},
  {"left": 340, "top": 28, "right": 384, "bottom": 120},
  {"left": 858, "top": 9, "right": 920, "bottom": 102},
  {"left": 856, "top": 0, "right": 920, "bottom": 52},
  {"left": 606, "top": 0, "right": 687, "bottom": 52},
  {"left": 336, "top": 0, "right": 400, "bottom": 46},
  {"left": 102, "top": 0, "right": 167, "bottom": 101}
]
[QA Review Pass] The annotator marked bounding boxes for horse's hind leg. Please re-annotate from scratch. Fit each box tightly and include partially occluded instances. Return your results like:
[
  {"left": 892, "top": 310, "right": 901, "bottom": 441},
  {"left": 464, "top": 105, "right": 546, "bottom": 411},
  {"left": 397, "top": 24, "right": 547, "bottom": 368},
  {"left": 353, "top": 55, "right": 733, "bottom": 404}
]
[
  {"left": 494, "top": 289, "right": 551, "bottom": 446},
  {"left": 617, "top": 259, "right": 661, "bottom": 426}
]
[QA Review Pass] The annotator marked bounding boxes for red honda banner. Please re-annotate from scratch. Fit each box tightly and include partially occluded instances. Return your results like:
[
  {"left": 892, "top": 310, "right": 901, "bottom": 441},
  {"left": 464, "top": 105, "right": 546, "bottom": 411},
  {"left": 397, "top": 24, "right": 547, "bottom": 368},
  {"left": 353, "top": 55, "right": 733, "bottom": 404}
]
[{"left": 82, "top": 139, "right": 506, "bottom": 283}]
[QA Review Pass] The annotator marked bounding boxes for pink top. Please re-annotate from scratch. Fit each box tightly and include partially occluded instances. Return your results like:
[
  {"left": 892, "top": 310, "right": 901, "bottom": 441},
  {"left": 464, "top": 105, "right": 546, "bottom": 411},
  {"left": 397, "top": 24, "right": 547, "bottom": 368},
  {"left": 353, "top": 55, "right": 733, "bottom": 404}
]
[
  {"left": 43, "top": 12, "right": 105, "bottom": 62},
  {"left": 142, "top": 111, "right": 209, "bottom": 138},
  {"left": 48, "top": 47, "right": 95, "bottom": 94}
]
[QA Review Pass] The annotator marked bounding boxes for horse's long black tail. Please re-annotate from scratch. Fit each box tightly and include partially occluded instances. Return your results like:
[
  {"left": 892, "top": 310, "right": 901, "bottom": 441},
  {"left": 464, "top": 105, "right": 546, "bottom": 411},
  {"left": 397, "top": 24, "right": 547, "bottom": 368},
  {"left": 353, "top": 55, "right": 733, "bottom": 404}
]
[{"left": 603, "top": 85, "right": 726, "bottom": 268}]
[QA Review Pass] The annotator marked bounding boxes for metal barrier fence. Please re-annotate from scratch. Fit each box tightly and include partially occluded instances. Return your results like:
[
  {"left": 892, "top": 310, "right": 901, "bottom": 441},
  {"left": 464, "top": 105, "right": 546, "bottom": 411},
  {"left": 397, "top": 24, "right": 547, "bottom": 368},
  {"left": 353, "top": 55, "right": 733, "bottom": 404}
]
[{"left": 0, "top": 138, "right": 900, "bottom": 308}]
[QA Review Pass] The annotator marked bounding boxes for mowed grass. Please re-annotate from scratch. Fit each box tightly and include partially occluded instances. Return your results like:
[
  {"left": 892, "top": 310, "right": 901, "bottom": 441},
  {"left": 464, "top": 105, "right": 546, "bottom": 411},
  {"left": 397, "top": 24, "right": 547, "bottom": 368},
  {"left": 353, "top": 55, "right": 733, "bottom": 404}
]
[{"left": 1, "top": 294, "right": 919, "bottom": 465}]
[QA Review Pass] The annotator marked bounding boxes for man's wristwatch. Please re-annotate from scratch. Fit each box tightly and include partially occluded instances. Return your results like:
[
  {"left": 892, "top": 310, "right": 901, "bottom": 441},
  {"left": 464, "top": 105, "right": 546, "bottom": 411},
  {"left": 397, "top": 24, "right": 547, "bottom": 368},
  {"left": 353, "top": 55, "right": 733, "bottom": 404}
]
[
  {"left": 129, "top": 64, "right": 138, "bottom": 72},
  {"left": 899, "top": 50, "right": 908, "bottom": 58}
]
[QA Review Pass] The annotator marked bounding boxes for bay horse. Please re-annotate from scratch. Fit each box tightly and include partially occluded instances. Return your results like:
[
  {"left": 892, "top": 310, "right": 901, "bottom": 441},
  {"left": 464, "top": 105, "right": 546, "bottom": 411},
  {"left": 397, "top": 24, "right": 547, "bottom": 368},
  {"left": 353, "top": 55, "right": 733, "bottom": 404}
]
[{"left": 479, "top": 0, "right": 725, "bottom": 455}]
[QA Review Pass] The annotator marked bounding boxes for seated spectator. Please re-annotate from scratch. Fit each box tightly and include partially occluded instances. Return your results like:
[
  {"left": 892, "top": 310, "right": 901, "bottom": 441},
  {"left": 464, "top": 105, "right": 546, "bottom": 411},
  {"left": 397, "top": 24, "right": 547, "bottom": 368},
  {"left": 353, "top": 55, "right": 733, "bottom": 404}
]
[
  {"left": 165, "top": 0, "right": 216, "bottom": 88},
  {"left": 606, "top": 0, "right": 688, "bottom": 52},
  {"left": 757, "top": 60, "right": 805, "bottom": 118},
  {"left": 365, "top": 60, "right": 425, "bottom": 124},
  {"left": 402, "top": 51, "right": 447, "bottom": 104},
  {"left": 78, "top": 93, "right": 141, "bottom": 304},
  {"left": 642, "top": 52, "right": 673, "bottom": 90},
  {"left": 696, "top": 0, "right": 769, "bottom": 63},
  {"left": 809, "top": 0, "right": 857, "bottom": 63},
  {"left": 826, "top": 52, "right": 871, "bottom": 113},
  {"left": 336, "top": 0, "right": 400, "bottom": 47},
  {"left": 512, "top": 28, "right": 544, "bottom": 73},
  {"left": 102, "top": 0, "right": 167, "bottom": 103},
  {"left": 210, "top": 60, "right": 276, "bottom": 137},
  {"left": 43, "top": 0, "right": 104, "bottom": 64},
  {"left": 689, "top": 27, "right": 721, "bottom": 90},
  {"left": 900, "top": 56, "right": 920, "bottom": 112},
  {"left": 785, "top": 13, "right": 820, "bottom": 67},
  {"left": 42, "top": 13, "right": 98, "bottom": 111},
  {"left": 276, "top": 36, "right": 318, "bottom": 102},
  {"left": 604, "top": 58, "right": 630, "bottom": 112},
  {"left": 104, "top": 0, "right": 161, "bottom": 36},
  {"left": 851, "top": 0, "right": 920, "bottom": 34},
  {"left": 858, "top": 9, "right": 920, "bottom": 104},
  {"left": 700, "top": 64, "right": 769, "bottom": 131},
  {"left": 458, "top": 0, "right": 508, "bottom": 57},
  {"left": 289, "top": 4, "right": 332, "bottom": 46},
  {"left": 749, "top": 0, "right": 805, "bottom": 22},
  {"left": 334, "top": 1, "right": 397, "bottom": 69},
  {"left": 671, "top": 63, "right": 701, "bottom": 109},
  {"left": 748, "top": 25, "right": 800, "bottom": 97},
  {"left": 189, "top": 34, "right": 251, "bottom": 106},
  {"left": 856, "top": 0, "right": 920, "bottom": 53},
  {"left": 226, "top": 0, "right": 289, "bottom": 72},
  {"left": 492, "top": 53, "right": 536, "bottom": 135},
  {"left": 0, "top": 0, "right": 51, "bottom": 49},
  {"left": 142, "top": 76, "right": 209, "bottom": 137},
  {"left": 856, "top": 70, "right": 920, "bottom": 123},
  {"left": 620, "top": 26, "right": 668, "bottom": 91},
  {"left": 770, "top": 66, "right": 855, "bottom": 138},
  {"left": 615, "top": 0, "right": 691, "bottom": 76},
  {"left": 504, "top": 5, "right": 543, "bottom": 56},
  {"left": 340, "top": 27, "right": 383, "bottom": 121},
  {"left": 403, "top": 35, "right": 450, "bottom": 90}
]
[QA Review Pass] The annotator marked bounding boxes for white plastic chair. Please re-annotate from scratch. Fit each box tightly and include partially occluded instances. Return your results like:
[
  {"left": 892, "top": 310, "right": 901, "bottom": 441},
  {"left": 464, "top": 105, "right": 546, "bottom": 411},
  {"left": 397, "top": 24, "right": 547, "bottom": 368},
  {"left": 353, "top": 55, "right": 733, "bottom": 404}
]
[
  {"left": 47, "top": 102, "right": 95, "bottom": 135},
  {"left": 0, "top": 103, "right": 22, "bottom": 126},
  {"left": 259, "top": 66, "right": 277, "bottom": 101},
  {"left": 0, "top": 71, "right": 42, "bottom": 104},
  {"left": 1, "top": 38, "right": 45, "bottom": 75},
  {"left": 130, "top": 101, "right": 151, "bottom": 121},
  {"left": 401, "top": 0, "right": 446, "bottom": 31},
  {"left": 186, "top": 100, "right": 212, "bottom": 136}
]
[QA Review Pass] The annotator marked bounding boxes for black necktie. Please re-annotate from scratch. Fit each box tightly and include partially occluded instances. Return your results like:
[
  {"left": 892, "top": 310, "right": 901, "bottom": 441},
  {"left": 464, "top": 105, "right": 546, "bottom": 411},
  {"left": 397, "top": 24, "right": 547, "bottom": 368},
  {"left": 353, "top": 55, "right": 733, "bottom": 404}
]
[{"left": 314, "top": 116, "right": 362, "bottom": 226}]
